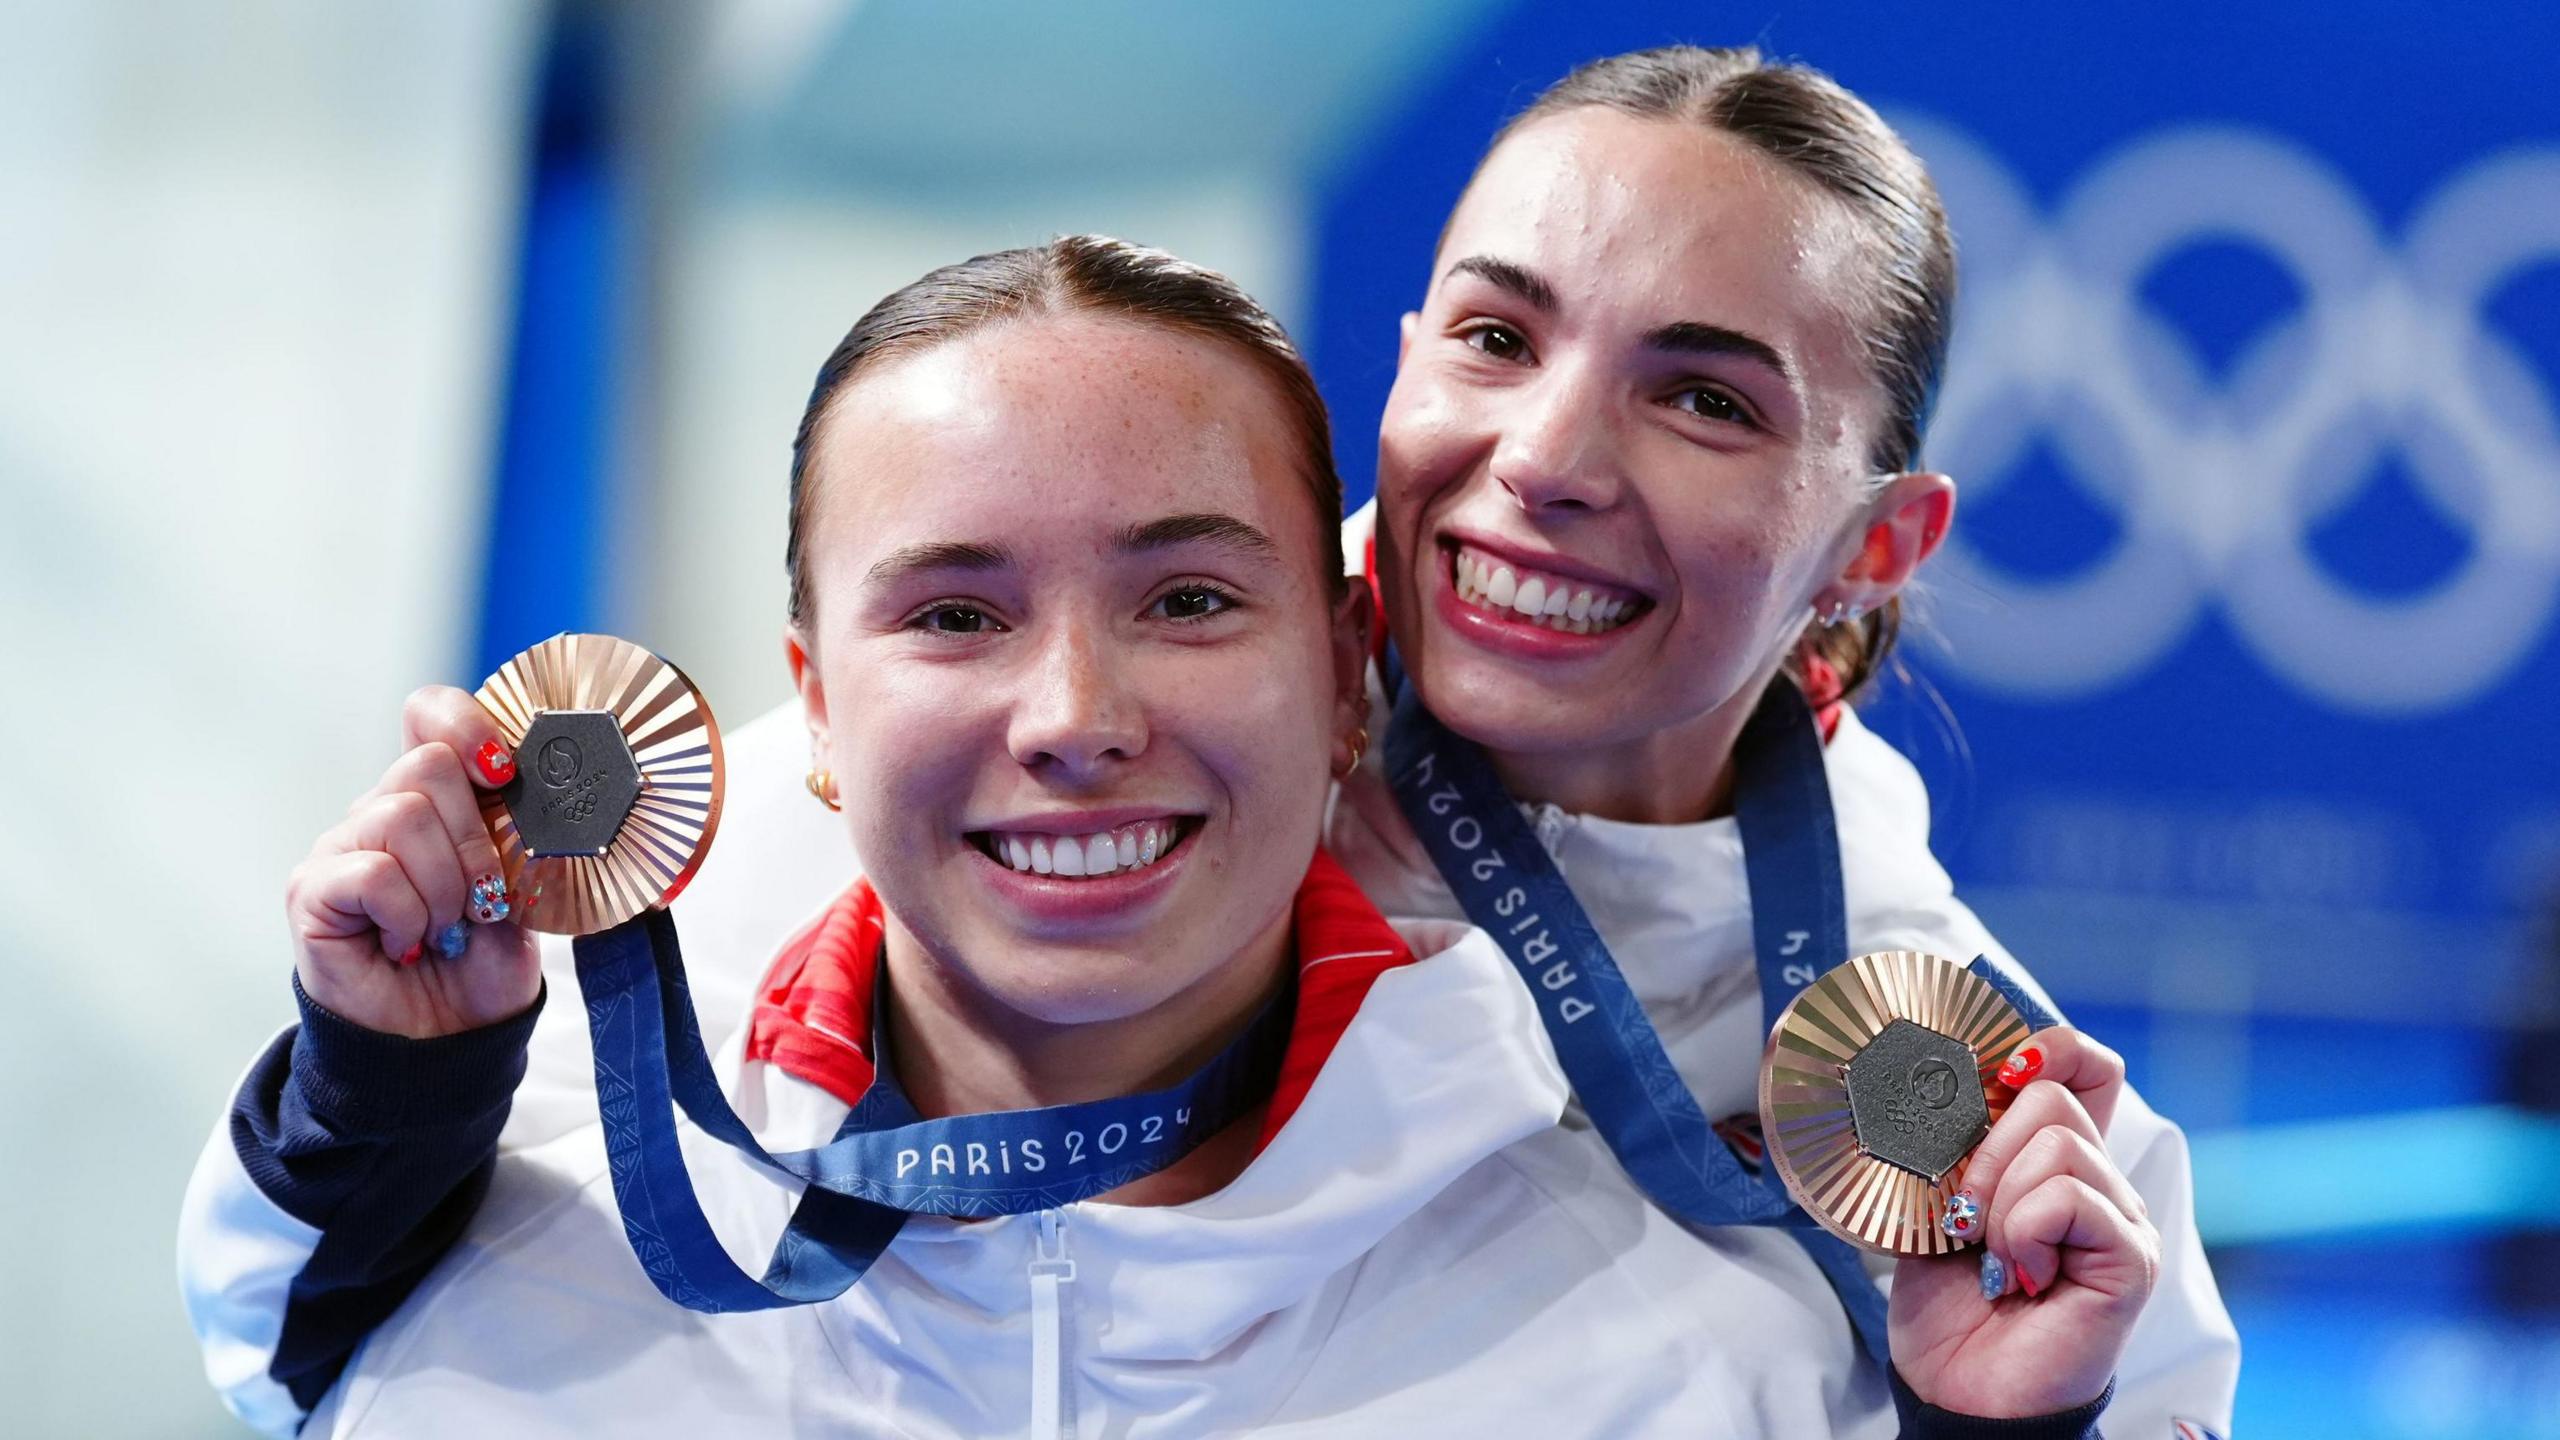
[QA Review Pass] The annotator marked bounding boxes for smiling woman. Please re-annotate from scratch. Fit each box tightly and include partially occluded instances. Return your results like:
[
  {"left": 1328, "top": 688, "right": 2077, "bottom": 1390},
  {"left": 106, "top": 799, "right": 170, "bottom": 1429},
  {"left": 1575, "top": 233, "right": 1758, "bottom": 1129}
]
[
  {"left": 1333, "top": 43, "right": 2235, "bottom": 1438},
  {"left": 776, "top": 241, "right": 1366, "bottom": 1123}
]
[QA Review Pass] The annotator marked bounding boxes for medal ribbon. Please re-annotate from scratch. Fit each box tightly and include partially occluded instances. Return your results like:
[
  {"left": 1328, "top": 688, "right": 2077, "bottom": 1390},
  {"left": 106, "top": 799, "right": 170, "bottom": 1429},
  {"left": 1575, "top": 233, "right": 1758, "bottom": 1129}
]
[
  {"left": 1380, "top": 646, "right": 2058, "bottom": 1366},
  {"left": 572, "top": 907, "right": 1293, "bottom": 1313}
]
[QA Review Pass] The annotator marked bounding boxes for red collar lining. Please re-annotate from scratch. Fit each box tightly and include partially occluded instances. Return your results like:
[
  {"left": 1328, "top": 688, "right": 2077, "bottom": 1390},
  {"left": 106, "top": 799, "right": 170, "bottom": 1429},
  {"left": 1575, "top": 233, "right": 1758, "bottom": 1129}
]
[{"left": 741, "top": 848, "right": 1417, "bottom": 1156}]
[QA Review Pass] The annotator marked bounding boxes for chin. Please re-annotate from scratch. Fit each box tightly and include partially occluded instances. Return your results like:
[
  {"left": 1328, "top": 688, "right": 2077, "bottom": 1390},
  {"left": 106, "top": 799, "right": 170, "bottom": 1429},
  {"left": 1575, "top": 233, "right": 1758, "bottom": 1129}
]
[
  {"left": 966, "top": 944, "right": 1178, "bottom": 1029},
  {"left": 1418, "top": 645, "right": 1622, "bottom": 751}
]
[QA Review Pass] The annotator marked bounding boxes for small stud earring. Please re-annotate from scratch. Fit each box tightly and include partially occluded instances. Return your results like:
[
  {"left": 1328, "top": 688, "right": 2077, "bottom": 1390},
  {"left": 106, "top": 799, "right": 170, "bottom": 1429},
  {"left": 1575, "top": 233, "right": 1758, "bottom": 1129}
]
[{"left": 804, "top": 768, "right": 841, "bottom": 812}]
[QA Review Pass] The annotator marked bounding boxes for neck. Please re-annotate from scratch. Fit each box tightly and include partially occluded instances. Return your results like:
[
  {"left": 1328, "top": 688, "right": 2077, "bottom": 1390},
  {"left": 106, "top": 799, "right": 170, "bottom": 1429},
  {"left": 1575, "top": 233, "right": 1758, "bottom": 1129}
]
[
  {"left": 1485, "top": 670, "right": 1780, "bottom": 825},
  {"left": 876, "top": 906, "right": 1297, "bottom": 1205}
]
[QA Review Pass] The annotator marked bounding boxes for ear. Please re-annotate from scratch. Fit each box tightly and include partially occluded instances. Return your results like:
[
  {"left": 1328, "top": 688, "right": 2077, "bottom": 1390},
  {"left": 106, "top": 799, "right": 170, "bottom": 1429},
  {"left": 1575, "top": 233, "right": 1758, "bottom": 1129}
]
[
  {"left": 1329, "top": 581, "right": 1376, "bottom": 744},
  {"left": 1397, "top": 310, "right": 1420, "bottom": 366},
  {"left": 784, "top": 624, "right": 832, "bottom": 765},
  {"left": 1823, "top": 472, "right": 1956, "bottom": 612}
]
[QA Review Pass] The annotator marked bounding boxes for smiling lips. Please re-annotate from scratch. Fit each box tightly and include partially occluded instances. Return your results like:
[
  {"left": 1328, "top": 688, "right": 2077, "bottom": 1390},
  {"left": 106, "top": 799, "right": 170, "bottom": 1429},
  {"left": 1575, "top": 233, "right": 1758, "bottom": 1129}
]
[
  {"left": 972, "top": 818, "right": 1191, "bottom": 880},
  {"left": 1448, "top": 542, "right": 1647, "bottom": 635}
]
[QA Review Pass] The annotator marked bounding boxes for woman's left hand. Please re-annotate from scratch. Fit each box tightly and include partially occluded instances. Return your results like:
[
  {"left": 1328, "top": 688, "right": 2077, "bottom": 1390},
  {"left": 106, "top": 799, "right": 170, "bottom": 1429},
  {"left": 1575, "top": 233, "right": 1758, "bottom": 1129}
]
[{"left": 1887, "top": 1027, "right": 2160, "bottom": 1418}]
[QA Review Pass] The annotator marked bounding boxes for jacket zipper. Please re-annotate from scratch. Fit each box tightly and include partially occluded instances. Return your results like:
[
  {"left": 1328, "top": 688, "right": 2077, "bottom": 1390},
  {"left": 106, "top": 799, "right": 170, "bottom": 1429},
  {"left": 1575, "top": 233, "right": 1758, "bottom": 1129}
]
[{"left": 1028, "top": 1209, "right": 1078, "bottom": 1440}]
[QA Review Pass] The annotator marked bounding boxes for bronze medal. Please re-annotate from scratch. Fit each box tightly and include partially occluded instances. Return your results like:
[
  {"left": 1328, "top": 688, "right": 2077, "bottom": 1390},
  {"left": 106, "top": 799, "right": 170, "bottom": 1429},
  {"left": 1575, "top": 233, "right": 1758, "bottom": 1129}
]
[
  {"left": 1757, "top": 950, "right": 2030, "bottom": 1256},
  {"left": 472, "top": 633, "right": 725, "bottom": 936}
]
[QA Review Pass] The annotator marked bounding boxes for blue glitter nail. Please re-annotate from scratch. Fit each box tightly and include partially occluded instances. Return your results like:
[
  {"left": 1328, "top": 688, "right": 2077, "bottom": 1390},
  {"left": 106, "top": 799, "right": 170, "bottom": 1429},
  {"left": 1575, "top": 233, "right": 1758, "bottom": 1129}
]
[
  {"left": 1979, "top": 1251, "right": 2008, "bottom": 1301},
  {"left": 435, "top": 920, "right": 471, "bottom": 959},
  {"left": 469, "top": 874, "right": 511, "bottom": 924},
  {"left": 1939, "top": 1190, "right": 1981, "bottom": 1240}
]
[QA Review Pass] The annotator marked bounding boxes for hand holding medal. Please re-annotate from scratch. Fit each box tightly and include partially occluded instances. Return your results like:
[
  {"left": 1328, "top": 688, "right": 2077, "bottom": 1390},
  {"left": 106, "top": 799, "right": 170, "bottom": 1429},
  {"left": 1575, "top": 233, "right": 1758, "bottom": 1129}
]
[
  {"left": 1757, "top": 952, "right": 2159, "bottom": 1418},
  {"left": 286, "top": 634, "right": 721, "bottom": 1040}
]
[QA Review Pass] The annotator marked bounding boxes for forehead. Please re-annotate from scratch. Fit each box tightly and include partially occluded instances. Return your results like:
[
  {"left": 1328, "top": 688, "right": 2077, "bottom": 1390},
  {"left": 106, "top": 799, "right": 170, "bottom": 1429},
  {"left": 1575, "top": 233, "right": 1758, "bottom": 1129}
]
[
  {"left": 1444, "top": 111, "right": 1878, "bottom": 396},
  {"left": 811, "top": 313, "right": 1316, "bottom": 560}
]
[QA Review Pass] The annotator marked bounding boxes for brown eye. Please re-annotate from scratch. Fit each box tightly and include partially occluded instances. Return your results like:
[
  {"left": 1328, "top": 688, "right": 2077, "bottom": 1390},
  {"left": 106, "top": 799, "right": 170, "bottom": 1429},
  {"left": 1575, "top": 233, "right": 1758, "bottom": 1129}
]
[
  {"left": 1670, "top": 385, "right": 1750, "bottom": 425},
  {"left": 916, "top": 605, "right": 994, "bottom": 634},
  {"left": 1463, "top": 324, "right": 1529, "bottom": 361},
  {"left": 1152, "top": 585, "right": 1236, "bottom": 623}
]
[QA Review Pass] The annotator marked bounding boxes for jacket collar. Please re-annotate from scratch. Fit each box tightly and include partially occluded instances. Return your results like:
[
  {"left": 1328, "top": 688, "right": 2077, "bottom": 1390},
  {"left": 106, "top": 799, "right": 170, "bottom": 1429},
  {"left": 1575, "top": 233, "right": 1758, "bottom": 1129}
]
[{"left": 735, "top": 850, "right": 1566, "bottom": 1359}]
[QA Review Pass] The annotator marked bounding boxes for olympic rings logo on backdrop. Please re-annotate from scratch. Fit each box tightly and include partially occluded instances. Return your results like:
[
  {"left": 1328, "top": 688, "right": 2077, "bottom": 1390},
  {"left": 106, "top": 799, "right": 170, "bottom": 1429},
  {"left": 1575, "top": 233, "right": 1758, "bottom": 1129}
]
[{"left": 1895, "top": 119, "right": 2560, "bottom": 714}]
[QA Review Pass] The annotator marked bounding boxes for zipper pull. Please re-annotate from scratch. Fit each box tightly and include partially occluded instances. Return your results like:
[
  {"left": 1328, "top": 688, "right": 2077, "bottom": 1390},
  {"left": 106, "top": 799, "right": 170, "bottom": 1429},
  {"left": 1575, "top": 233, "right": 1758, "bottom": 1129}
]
[{"left": 1029, "top": 1210, "right": 1077, "bottom": 1440}]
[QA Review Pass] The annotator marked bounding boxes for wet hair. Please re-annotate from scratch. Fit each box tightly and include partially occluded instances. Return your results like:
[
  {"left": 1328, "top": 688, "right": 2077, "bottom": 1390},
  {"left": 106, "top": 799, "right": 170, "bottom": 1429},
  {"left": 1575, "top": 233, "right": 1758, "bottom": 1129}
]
[
  {"left": 1476, "top": 45, "right": 1957, "bottom": 703},
  {"left": 786, "top": 234, "right": 1345, "bottom": 629}
]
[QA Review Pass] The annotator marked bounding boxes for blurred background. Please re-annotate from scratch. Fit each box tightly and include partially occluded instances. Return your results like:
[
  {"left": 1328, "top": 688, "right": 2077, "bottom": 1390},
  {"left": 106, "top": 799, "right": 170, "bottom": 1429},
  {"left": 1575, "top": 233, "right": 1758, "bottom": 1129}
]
[{"left": 5, "top": 1, "right": 2554, "bottom": 1433}]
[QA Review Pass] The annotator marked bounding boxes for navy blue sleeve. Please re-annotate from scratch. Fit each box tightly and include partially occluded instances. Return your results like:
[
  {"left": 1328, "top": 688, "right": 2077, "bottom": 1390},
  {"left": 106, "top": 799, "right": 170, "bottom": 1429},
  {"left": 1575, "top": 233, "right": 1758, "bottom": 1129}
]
[
  {"left": 1893, "top": 1367, "right": 2113, "bottom": 1440},
  {"left": 227, "top": 976, "right": 544, "bottom": 1421}
]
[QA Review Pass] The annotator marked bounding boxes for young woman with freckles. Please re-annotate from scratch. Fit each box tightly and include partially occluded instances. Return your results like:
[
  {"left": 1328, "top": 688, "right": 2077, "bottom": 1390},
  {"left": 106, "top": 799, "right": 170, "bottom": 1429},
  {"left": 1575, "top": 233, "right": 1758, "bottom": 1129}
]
[{"left": 187, "top": 236, "right": 2093, "bottom": 1439}]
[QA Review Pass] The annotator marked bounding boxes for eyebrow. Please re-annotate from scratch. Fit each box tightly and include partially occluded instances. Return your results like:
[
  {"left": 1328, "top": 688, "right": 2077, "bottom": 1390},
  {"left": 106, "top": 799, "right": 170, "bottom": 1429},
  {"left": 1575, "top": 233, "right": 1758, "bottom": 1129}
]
[
  {"left": 864, "top": 539, "right": 1014, "bottom": 588},
  {"left": 1443, "top": 253, "right": 1794, "bottom": 386},
  {"left": 1443, "top": 255, "right": 1558, "bottom": 313},
  {"left": 1114, "top": 512, "right": 1279, "bottom": 560},
  {"left": 1641, "top": 321, "right": 1793, "bottom": 386}
]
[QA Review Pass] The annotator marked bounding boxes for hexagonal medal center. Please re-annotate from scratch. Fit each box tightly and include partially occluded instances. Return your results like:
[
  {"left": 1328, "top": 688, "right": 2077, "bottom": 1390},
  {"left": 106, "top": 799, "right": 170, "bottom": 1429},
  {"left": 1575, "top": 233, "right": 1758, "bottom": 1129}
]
[
  {"left": 502, "top": 710, "right": 640, "bottom": 858},
  {"left": 1844, "top": 1018, "right": 1988, "bottom": 1181}
]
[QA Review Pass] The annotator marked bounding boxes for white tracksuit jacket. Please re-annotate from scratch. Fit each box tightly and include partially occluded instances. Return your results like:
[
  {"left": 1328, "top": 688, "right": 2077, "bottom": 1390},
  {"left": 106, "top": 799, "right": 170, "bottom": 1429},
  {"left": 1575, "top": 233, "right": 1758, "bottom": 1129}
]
[{"left": 179, "top": 515, "right": 2239, "bottom": 1437}]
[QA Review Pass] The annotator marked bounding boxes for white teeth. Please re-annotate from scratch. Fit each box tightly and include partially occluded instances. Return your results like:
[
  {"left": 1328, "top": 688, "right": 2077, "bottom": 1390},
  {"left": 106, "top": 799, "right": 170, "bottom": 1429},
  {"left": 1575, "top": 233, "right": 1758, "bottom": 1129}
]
[
  {"left": 984, "top": 820, "right": 1181, "bottom": 881},
  {"left": 1450, "top": 544, "right": 1641, "bottom": 635}
]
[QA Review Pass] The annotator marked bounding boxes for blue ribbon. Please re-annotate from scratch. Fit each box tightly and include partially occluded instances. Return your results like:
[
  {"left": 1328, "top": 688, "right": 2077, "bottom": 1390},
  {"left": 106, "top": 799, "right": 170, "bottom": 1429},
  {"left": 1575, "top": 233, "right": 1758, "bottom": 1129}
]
[
  {"left": 1380, "top": 646, "right": 2058, "bottom": 1366},
  {"left": 573, "top": 905, "right": 1293, "bottom": 1313}
]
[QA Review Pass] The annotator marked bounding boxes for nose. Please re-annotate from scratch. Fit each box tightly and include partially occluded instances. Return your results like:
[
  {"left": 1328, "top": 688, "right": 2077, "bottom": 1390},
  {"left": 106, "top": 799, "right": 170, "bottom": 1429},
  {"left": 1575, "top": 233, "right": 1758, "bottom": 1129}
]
[
  {"left": 1006, "top": 619, "right": 1147, "bottom": 781},
  {"left": 1488, "top": 361, "right": 1621, "bottom": 514}
]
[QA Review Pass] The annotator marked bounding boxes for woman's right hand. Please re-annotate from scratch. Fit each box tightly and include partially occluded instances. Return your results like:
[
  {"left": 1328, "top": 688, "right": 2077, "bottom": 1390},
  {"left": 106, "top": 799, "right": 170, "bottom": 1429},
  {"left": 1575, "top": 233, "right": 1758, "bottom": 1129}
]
[{"left": 285, "top": 686, "right": 541, "bottom": 1039}]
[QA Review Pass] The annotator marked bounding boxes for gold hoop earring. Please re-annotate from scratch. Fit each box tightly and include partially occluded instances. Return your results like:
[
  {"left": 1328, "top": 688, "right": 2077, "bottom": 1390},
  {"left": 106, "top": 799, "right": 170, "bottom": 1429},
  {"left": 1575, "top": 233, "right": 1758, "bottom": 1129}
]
[
  {"left": 1336, "top": 725, "right": 1371, "bottom": 779},
  {"left": 804, "top": 768, "right": 842, "bottom": 812}
]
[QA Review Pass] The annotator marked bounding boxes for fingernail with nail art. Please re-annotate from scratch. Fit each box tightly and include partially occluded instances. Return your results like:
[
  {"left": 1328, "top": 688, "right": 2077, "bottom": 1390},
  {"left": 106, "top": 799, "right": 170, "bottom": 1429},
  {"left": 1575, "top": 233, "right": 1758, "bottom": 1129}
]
[
  {"left": 1979, "top": 1251, "right": 2008, "bottom": 1301},
  {"left": 1998, "top": 1045, "right": 2045, "bottom": 1089},
  {"left": 475, "top": 740, "right": 516, "bottom": 787},
  {"left": 434, "top": 920, "right": 471, "bottom": 959},
  {"left": 468, "top": 874, "right": 510, "bottom": 924},
  {"left": 1939, "top": 1190, "right": 1982, "bottom": 1241}
]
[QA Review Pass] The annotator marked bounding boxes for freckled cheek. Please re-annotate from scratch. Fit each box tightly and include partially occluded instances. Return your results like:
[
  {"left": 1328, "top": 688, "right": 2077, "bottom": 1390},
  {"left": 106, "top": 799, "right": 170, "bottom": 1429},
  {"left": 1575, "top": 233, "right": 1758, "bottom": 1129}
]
[
  {"left": 829, "top": 664, "right": 998, "bottom": 835},
  {"left": 1151, "top": 661, "right": 1331, "bottom": 829}
]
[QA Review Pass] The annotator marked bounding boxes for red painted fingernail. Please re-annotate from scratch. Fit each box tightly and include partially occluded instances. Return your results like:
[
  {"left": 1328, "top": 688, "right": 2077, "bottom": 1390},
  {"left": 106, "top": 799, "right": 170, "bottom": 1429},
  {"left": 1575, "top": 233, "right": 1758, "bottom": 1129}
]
[
  {"left": 1998, "top": 1045, "right": 2045, "bottom": 1088},
  {"left": 2020, "top": 1269, "right": 2042, "bottom": 1299},
  {"left": 397, "top": 941, "right": 423, "bottom": 966},
  {"left": 475, "top": 740, "right": 516, "bottom": 786}
]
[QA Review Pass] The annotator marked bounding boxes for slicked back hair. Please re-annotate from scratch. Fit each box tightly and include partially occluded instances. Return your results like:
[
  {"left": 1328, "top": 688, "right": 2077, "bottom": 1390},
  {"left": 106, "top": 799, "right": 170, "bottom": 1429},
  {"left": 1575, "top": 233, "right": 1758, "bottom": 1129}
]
[{"left": 786, "top": 234, "right": 1344, "bottom": 630}]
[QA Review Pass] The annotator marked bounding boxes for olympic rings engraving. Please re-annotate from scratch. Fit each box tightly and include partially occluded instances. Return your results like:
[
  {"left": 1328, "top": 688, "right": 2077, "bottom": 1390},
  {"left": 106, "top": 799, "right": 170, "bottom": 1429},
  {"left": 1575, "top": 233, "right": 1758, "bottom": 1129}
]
[{"left": 1895, "top": 119, "right": 2560, "bottom": 713}]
